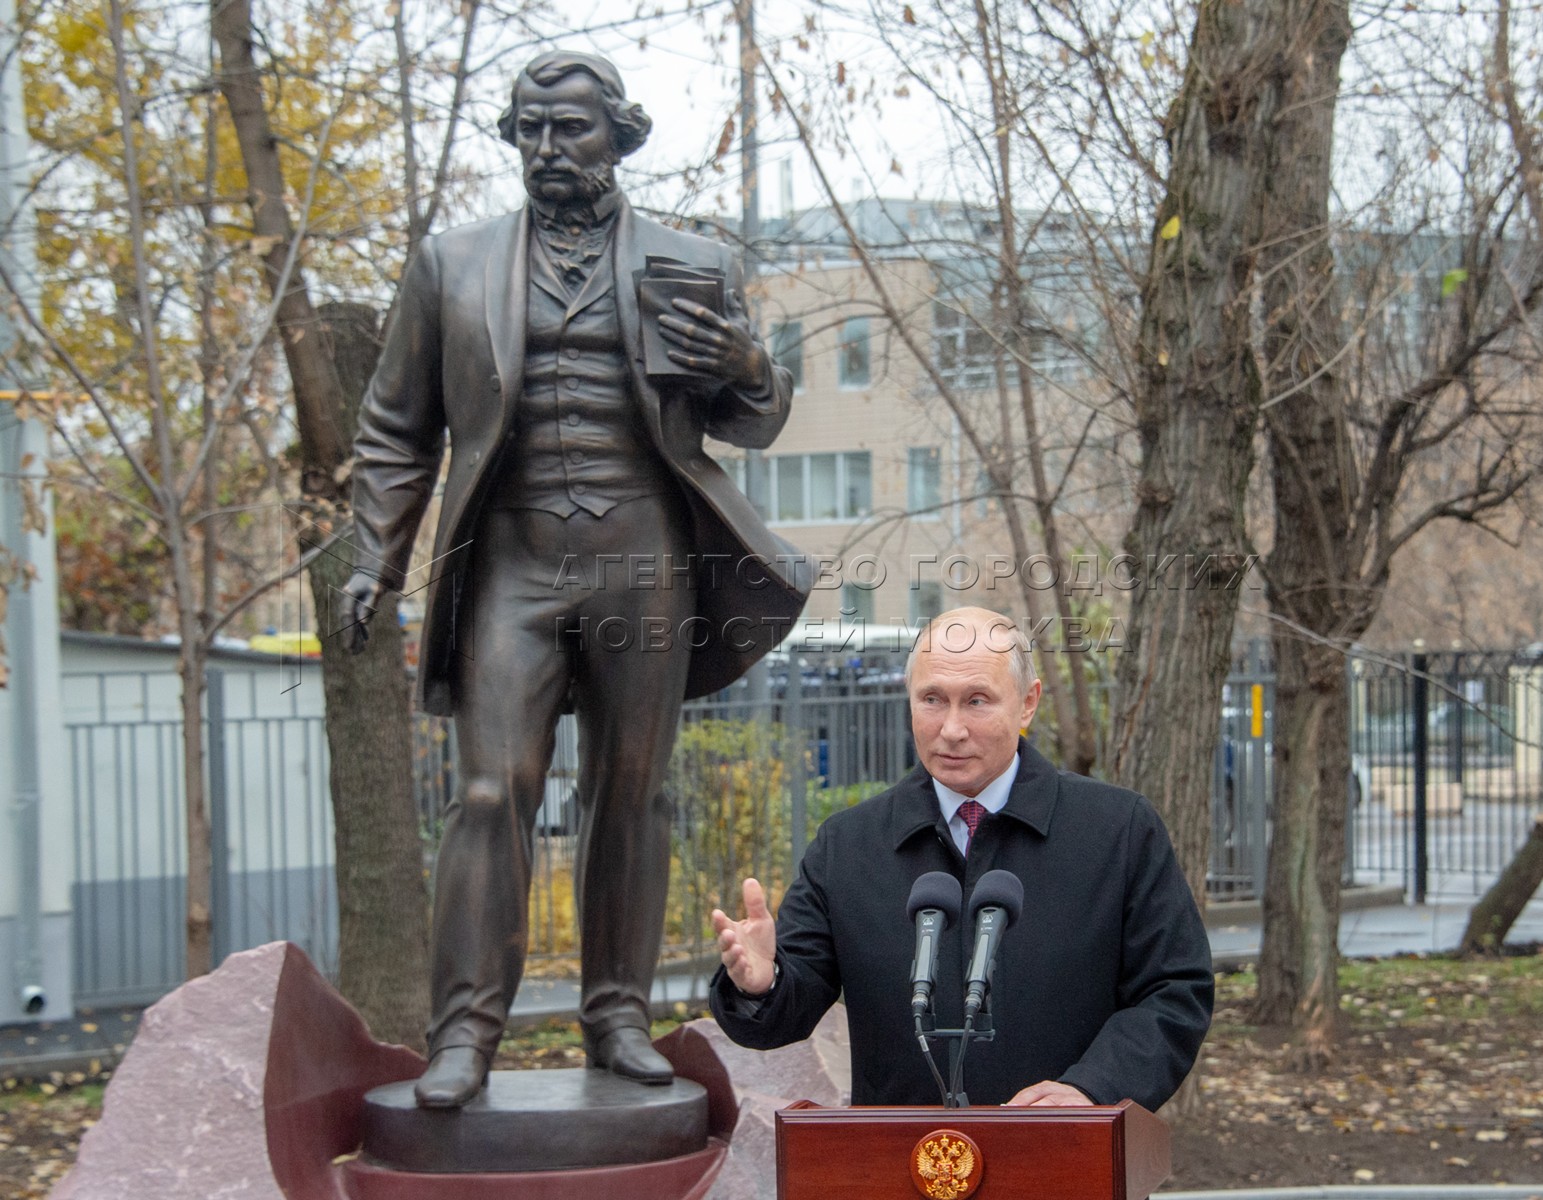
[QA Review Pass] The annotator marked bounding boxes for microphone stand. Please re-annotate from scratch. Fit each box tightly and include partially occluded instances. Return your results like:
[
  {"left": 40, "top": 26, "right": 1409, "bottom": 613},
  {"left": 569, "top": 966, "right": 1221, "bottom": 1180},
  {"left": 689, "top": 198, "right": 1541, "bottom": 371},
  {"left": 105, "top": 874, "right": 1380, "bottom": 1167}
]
[{"left": 914, "top": 1005, "right": 994, "bottom": 1109}]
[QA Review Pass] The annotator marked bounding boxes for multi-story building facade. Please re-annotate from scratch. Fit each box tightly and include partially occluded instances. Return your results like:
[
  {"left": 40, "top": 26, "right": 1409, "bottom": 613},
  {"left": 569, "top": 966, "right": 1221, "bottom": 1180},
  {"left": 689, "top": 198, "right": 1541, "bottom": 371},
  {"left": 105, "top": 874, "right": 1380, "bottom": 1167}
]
[{"left": 710, "top": 198, "right": 1134, "bottom": 657}]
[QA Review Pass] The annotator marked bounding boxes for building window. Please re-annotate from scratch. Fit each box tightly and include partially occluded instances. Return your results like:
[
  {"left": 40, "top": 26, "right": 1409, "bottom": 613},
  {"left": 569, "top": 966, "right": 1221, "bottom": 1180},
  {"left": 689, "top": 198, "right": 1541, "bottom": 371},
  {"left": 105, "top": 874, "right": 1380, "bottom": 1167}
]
[
  {"left": 1026, "top": 326, "right": 1080, "bottom": 382},
  {"left": 842, "top": 582, "right": 876, "bottom": 624},
  {"left": 845, "top": 452, "right": 871, "bottom": 517},
  {"left": 910, "top": 581, "right": 943, "bottom": 624},
  {"left": 933, "top": 302, "right": 1009, "bottom": 391},
  {"left": 908, "top": 446, "right": 942, "bottom": 514},
  {"left": 775, "top": 455, "right": 804, "bottom": 522},
  {"left": 770, "top": 320, "right": 804, "bottom": 390},
  {"left": 762, "top": 451, "right": 872, "bottom": 523},
  {"left": 975, "top": 465, "right": 995, "bottom": 519},
  {"left": 809, "top": 453, "right": 839, "bottom": 520},
  {"left": 721, "top": 455, "right": 747, "bottom": 493},
  {"left": 719, "top": 453, "right": 780, "bottom": 518},
  {"left": 838, "top": 317, "right": 871, "bottom": 388}
]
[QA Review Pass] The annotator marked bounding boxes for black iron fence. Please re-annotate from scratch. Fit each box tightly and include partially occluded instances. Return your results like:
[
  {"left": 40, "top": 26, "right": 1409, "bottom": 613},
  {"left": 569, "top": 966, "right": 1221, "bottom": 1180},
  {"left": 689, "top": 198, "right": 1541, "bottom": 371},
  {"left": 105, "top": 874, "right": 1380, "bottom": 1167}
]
[
  {"left": 70, "top": 643, "right": 1540, "bottom": 1008},
  {"left": 1210, "top": 644, "right": 1276, "bottom": 901},
  {"left": 1350, "top": 647, "right": 1540, "bottom": 900}
]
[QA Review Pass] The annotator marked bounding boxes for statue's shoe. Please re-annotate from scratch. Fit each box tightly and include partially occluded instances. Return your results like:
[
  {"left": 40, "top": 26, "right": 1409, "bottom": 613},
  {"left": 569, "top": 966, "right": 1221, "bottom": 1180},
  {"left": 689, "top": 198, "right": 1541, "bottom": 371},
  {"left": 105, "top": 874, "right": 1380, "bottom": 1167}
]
[
  {"left": 413, "top": 1045, "right": 490, "bottom": 1108},
  {"left": 586, "top": 1026, "right": 674, "bottom": 1085}
]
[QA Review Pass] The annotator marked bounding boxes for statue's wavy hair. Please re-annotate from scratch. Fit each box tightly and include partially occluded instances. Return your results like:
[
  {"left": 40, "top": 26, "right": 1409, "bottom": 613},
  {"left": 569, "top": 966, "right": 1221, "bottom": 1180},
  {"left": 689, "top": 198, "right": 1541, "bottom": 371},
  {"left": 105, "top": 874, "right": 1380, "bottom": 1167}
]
[{"left": 497, "top": 51, "right": 653, "bottom": 159}]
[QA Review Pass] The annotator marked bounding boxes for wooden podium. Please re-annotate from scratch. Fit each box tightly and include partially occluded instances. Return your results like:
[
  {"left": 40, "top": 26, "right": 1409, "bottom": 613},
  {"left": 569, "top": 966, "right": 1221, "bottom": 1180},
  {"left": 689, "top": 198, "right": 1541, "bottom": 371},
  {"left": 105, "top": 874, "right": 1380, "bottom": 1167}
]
[{"left": 775, "top": 1100, "right": 1170, "bottom": 1200}]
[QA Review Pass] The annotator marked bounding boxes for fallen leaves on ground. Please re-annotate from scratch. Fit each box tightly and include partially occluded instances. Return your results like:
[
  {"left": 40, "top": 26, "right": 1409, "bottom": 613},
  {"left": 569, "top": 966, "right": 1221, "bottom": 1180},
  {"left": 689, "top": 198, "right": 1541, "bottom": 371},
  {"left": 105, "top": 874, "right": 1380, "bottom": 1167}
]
[
  {"left": 3, "top": 956, "right": 1539, "bottom": 1193},
  {"left": 1170, "top": 949, "right": 1543, "bottom": 1190},
  {"left": 0, "top": 1078, "right": 104, "bottom": 1200}
]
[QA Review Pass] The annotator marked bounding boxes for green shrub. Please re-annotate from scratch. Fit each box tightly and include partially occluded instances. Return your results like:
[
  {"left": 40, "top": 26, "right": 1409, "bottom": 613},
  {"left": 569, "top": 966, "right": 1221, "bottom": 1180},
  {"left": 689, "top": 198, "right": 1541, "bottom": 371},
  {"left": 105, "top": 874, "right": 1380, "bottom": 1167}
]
[{"left": 666, "top": 719, "right": 791, "bottom": 948}]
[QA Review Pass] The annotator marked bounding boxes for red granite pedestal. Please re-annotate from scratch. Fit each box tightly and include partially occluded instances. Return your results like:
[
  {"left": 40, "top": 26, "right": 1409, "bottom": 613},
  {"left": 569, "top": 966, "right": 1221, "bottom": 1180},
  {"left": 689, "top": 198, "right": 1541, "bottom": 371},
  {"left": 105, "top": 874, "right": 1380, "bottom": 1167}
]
[
  {"left": 50, "top": 943, "right": 740, "bottom": 1200},
  {"left": 54, "top": 941, "right": 424, "bottom": 1200}
]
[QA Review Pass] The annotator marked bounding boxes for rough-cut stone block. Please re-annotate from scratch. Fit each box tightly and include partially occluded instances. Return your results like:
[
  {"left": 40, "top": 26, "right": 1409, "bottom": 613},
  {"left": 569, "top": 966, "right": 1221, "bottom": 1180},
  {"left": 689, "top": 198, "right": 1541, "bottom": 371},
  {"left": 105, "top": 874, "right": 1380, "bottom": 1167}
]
[
  {"left": 52, "top": 941, "right": 424, "bottom": 1200},
  {"left": 693, "top": 1004, "right": 851, "bottom": 1200}
]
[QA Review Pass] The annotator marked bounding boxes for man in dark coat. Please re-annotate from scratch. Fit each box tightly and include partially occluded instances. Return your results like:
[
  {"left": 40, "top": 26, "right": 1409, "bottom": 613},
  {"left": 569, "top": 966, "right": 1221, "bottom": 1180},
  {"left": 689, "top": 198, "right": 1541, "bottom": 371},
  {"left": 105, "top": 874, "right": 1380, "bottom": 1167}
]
[
  {"left": 710, "top": 608, "right": 1212, "bottom": 1110},
  {"left": 344, "top": 51, "right": 808, "bottom": 1106}
]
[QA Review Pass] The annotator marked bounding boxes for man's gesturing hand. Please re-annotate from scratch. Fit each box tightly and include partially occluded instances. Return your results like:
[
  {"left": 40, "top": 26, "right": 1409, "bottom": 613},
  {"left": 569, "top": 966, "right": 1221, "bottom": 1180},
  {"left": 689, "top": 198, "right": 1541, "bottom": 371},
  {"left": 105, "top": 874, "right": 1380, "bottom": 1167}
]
[
  {"left": 1004, "top": 1081, "right": 1091, "bottom": 1107},
  {"left": 710, "top": 877, "right": 777, "bottom": 997}
]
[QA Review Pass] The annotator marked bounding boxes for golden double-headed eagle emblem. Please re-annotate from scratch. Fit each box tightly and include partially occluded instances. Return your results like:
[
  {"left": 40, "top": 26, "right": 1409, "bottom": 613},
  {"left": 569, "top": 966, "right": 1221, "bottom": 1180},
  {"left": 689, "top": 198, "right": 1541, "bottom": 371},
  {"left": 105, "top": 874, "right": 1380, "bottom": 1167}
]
[{"left": 911, "top": 1129, "right": 982, "bottom": 1199}]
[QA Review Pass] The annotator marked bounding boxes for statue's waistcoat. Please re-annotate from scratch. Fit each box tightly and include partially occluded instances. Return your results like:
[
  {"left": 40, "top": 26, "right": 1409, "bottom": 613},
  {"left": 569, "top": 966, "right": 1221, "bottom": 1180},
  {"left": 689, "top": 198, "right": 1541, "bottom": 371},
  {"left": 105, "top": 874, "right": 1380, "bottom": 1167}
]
[{"left": 487, "top": 227, "right": 672, "bottom": 518}]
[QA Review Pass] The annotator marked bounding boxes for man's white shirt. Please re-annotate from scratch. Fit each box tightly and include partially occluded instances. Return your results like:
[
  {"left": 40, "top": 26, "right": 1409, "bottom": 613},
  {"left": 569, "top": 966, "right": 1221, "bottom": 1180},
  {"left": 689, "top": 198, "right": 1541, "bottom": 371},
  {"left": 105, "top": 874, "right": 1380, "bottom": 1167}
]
[{"left": 933, "top": 755, "right": 1021, "bottom": 855}]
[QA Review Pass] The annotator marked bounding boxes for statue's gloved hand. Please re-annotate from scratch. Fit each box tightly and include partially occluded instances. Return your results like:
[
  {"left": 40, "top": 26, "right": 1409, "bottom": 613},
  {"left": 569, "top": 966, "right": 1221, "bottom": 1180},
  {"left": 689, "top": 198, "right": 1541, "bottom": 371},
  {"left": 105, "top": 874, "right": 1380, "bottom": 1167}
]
[
  {"left": 657, "top": 298, "right": 769, "bottom": 391},
  {"left": 340, "top": 571, "right": 387, "bottom": 655}
]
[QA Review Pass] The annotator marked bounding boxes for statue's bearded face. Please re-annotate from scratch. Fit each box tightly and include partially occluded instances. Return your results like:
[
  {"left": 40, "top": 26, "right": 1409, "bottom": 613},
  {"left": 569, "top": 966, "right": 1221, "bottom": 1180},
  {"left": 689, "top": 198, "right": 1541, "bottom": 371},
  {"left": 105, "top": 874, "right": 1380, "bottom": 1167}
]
[{"left": 514, "top": 72, "right": 620, "bottom": 208}]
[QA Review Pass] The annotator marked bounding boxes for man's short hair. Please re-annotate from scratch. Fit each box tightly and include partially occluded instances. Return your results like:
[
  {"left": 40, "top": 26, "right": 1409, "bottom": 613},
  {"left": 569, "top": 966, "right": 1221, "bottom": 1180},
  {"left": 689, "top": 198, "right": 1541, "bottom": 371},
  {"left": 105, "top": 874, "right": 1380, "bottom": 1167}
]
[
  {"left": 497, "top": 50, "right": 653, "bottom": 158},
  {"left": 904, "top": 610, "right": 1038, "bottom": 696}
]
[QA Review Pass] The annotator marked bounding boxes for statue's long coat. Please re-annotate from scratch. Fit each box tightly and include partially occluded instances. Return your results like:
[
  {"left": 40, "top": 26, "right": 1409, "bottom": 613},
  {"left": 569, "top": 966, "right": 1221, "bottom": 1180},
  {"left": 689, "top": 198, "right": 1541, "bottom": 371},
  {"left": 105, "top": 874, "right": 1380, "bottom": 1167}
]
[{"left": 352, "top": 199, "right": 810, "bottom": 715}]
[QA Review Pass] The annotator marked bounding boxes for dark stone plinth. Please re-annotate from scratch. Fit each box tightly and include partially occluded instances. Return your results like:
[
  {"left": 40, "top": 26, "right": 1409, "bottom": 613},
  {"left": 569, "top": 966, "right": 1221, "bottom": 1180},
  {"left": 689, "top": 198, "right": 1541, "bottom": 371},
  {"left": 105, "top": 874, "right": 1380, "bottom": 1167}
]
[
  {"left": 360, "top": 1068, "right": 709, "bottom": 1173},
  {"left": 339, "top": 1139, "right": 729, "bottom": 1200}
]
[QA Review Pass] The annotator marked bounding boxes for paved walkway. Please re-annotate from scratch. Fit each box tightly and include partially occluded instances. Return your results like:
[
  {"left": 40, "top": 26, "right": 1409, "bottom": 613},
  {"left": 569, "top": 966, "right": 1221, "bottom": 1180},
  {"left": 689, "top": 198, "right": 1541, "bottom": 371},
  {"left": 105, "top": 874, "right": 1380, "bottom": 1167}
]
[
  {"left": 4, "top": 890, "right": 1540, "bottom": 1080},
  {"left": 1208, "top": 888, "right": 1543, "bottom": 970}
]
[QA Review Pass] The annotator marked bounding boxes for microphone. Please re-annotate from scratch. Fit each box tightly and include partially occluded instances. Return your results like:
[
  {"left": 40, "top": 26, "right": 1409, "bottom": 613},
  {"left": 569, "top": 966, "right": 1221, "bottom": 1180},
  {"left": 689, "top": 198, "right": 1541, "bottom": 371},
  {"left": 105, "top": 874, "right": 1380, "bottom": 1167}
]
[
  {"left": 906, "top": 872, "right": 963, "bottom": 1017},
  {"left": 963, "top": 869, "right": 1024, "bottom": 1020}
]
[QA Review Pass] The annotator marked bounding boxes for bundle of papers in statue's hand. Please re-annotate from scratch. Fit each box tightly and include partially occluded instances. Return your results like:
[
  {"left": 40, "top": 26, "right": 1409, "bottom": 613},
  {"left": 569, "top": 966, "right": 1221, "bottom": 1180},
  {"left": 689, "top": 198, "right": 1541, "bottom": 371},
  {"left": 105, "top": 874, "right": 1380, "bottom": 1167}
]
[{"left": 636, "top": 256, "right": 727, "bottom": 380}]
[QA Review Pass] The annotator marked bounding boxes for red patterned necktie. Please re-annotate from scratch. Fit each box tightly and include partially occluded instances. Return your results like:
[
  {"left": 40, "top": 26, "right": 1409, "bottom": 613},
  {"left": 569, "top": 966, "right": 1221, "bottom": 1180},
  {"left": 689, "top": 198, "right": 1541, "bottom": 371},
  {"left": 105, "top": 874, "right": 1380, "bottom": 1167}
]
[{"left": 958, "top": 799, "right": 987, "bottom": 850}]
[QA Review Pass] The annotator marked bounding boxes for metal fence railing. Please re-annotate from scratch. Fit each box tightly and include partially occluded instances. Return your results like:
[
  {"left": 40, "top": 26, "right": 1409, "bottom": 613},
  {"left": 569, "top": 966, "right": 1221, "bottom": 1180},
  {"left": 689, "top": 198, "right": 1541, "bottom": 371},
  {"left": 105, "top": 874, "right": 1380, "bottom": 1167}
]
[
  {"left": 1210, "top": 646, "right": 1276, "bottom": 901},
  {"left": 64, "top": 665, "right": 919, "bottom": 1005},
  {"left": 412, "top": 671, "right": 917, "bottom": 964},
  {"left": 67, "top": 687, "right": 188, "bottom": 1007},
  {"left": 67, "top": 668, "right": 336, "bottom": 1007},
  {"left": 71, "top": 643, "right": 1539, "bottom": 1008},
  {"left": 1350, "top": 648, "right": 1541, "bottom": 900}
]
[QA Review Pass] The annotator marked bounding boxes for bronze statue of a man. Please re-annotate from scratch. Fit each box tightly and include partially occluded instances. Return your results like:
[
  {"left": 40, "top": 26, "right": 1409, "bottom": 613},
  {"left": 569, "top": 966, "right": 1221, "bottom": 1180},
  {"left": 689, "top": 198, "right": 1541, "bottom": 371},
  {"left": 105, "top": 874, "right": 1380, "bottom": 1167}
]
[{"left": 343, "top": 50, "right": 808, "bottom": 1107}]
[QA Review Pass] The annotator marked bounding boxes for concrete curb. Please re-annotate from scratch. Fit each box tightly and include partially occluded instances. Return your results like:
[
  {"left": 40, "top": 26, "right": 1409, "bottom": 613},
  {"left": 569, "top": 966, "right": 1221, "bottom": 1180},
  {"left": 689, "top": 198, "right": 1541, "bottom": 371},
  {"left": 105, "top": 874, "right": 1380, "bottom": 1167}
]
[
  {"left": 1157, "top": 1188, "right": 1543, "bottom": 1199},
  {"left": 1205, "top": 884, "right": 1406, "bottom": 930},
  {"left": 0, "top": 1049, "right": 118, "bottom": 1080}
]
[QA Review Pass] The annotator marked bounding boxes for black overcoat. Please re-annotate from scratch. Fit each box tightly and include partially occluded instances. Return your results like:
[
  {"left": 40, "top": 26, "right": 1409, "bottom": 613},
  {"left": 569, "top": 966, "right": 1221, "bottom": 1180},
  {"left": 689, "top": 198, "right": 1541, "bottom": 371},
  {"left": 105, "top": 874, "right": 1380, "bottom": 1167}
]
[
  {"left": 711, "top": 740, "right": 1214, "bottom": 1109},
  {"left": 351, "top": 199, "right": 811, "bottom": 716}
]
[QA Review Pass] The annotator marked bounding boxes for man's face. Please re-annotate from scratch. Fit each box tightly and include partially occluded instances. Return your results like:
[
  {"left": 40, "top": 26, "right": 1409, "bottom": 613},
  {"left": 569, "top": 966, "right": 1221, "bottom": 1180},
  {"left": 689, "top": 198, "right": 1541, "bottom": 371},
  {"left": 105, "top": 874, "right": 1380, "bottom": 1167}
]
[
  {"left": 514, "top": 71, "right": 618, "bottom": 205},
  {"left": 909, "top": 621, "right": 1040, "bottom": 798}
]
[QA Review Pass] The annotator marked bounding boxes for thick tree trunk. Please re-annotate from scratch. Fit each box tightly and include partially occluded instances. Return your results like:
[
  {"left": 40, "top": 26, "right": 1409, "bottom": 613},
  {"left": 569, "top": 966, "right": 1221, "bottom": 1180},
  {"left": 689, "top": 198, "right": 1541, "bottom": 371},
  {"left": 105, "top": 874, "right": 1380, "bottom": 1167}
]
[
  {"left": 1113, "top": 0, "right": 1289, "bottom": 901},
  {"left": 309, "top": 548, "right": 430, "bottom": 1047},
  {"left": 213, "top": 8, "right": 431, "bottom": 1045},
  {"left": 1251, "top": 0, "right": 1355, "bottom": 1067},
  {"left": 1255, "top": 636, "right": 1350, "bottom": 1062},
  {"left": 310, "top": 303, "right": 432, "bottom": 1050},
  {"left": 1459, "top": 816, "right": 1543, "bottom": 956},
  {"left": 1113, "top": 2, "right": 1303, "bottom": 1116}
]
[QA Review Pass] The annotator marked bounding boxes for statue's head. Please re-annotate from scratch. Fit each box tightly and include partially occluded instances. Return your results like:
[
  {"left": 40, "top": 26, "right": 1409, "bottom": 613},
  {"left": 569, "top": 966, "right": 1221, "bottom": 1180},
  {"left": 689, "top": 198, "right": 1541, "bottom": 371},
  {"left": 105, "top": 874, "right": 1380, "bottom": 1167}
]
[{"left": 498, "top": 51, "right": 652, "bottom": 206}]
